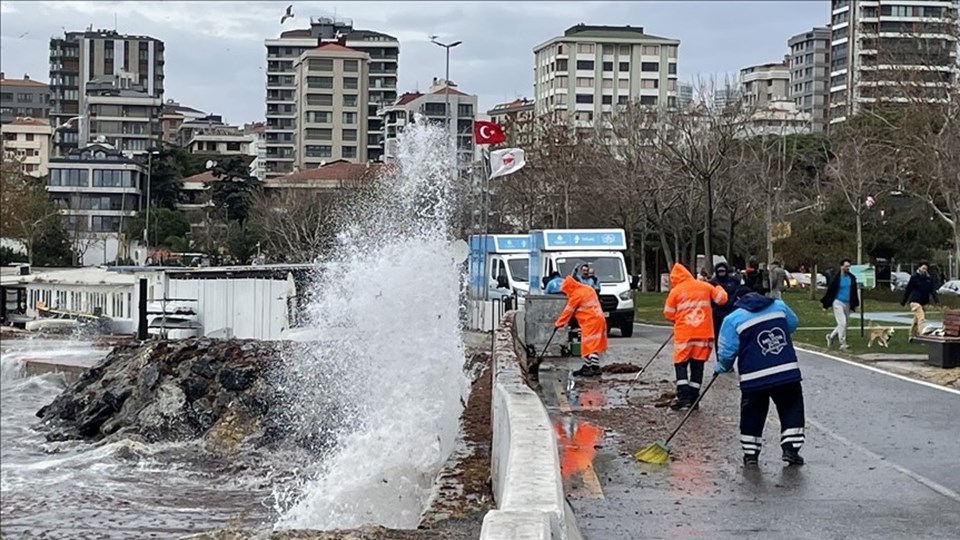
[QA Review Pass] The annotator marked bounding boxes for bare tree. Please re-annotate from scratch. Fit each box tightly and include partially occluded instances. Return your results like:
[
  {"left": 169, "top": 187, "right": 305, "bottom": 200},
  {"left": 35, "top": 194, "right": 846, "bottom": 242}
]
[
  {"left": 0, "top": 159, "right": 62, "bottom": 264},
  {"left": 247, "top": 188, "right": 345, "bottom": 262}
]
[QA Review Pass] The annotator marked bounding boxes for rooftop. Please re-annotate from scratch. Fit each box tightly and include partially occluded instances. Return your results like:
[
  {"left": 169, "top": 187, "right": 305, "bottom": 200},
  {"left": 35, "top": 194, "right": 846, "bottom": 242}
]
[
  {"left": 272, "top": 160, "right": 385, "bottom": 185},
  {"left": 395, "top": 92, "right": 424, "bottom": 106},
  {"left": 277, "top": 28, "right": 397, "bottom": 42},
  {"left": 0, "top": 76, "right": 49, "bottom": 89},
  {"left": 489, "top": 98, "right": 535, "bottom": 114},
  {"left": 6, "top": 117, "right": 51, "bottom": 127},
  {"left": 181, "top": 170, "right": 219, "bottom": 184},
  {"left": 0, "top": 266, "right": 136, "bottom": 287},
  {"left": 561, "top": 23, "right": 676, "bottom": 42}
]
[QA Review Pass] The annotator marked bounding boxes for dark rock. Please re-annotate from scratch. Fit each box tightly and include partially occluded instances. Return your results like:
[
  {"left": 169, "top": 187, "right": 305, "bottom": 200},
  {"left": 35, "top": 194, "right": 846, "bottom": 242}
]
[
  {"left": 191, "top": 357, "right": 216, "bottom": 379},
  {"left": 138, "top": 363, "right": 160, "bottom": 391},
  {"left": 181, "top": 377, "right": 209, "bottom": 402},
  {"left": 190, "top": 398, "right": 216, "bottom": 431},
  {"left": 219, "top": 367, "right": 256, "bottom": 392}
]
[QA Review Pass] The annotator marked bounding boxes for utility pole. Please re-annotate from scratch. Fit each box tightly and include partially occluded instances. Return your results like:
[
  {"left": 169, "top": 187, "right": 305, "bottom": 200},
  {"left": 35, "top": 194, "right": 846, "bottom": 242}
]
[
  {"left": 144, "top": 149, "right": 159, "bottom": 261},
  {"left": 429, "top": 36, "right": 462, "bottom": 157}
]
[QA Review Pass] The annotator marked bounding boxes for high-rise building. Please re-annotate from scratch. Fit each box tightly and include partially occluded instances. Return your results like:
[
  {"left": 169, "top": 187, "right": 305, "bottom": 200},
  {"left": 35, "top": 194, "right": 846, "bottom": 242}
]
[
  {"left": 739, "top": 60, "right": 790, "bottom": 108},
  {"left": 264, "top": 16, "right": 399, "bottom": 177},
  {"left": 48, "top": 29, "right": 164, "bottom": 156},
  {"left": 533, "top": 24, "right": 680, "bottom": 126},
  {"left": 0, "top": 73, "right": 51, "bottom": 125},
  {"left": 294, "top": 43, "right": 371, "bottom": 168},
  {"left": 788, "top": 27, "right": 831, "bottom": 132},
  {"left": 828, "top": 0, "right": 958, "bottom": 126}
]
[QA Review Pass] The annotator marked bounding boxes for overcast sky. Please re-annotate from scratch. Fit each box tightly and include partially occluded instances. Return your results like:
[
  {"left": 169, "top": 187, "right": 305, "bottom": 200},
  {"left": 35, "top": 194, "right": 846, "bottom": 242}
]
[{"left": 0, "top": 1, "right": 828, "bottom": 125}]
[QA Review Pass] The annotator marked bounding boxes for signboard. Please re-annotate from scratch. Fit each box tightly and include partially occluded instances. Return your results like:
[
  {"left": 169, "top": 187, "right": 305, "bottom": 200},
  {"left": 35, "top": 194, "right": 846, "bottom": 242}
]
[
  {"left": 493, "top": 235, "right": 531, "bottom": 253},
  {"left": 540, "top": 229, "right": 627, "bottom": 251},
  {"left": 850, "top": 264, "right": 876, "bottom": 289}
]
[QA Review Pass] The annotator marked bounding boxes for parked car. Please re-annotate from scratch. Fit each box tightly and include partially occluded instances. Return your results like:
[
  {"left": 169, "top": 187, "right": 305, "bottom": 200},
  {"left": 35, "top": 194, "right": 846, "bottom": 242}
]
[
  {"left": 937, "top": 279, "right": 960, "bottom": 296},
  {"left": 890, "top": 272, "right": 911, "bottom": 292},
  {"left": 790, "top": 272, "right": 827, "bottom": 288}
]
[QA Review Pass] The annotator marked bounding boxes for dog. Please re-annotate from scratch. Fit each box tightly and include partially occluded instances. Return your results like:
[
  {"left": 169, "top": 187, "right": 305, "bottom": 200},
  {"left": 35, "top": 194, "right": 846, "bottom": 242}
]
[{"left": 867, "top": 326, "right": 895, "bottom": 348}]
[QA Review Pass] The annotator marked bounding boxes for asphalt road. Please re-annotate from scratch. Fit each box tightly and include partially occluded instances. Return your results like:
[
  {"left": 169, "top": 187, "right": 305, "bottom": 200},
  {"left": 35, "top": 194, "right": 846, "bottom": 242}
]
[{"left": 537, "top": 325, "right": 960, "bottom": 540}]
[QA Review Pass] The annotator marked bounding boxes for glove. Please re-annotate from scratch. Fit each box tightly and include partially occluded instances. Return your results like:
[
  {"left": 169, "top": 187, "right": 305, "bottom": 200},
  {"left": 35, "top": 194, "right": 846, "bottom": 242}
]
[{"left": 714, "top": 362, "right": 732, "bottom": 375}]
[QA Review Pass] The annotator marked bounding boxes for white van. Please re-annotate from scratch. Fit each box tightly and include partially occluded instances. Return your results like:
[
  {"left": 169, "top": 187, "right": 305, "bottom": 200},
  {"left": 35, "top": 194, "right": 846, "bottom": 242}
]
[{"left": 468, "top": 234, "right": 530, "bottom": 302}]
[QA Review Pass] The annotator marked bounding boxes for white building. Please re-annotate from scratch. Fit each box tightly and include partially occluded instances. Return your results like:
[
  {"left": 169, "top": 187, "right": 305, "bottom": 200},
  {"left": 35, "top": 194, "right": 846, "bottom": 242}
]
[
  {"left": 533, "top": 24, "right": 680, "bottom": 127},
  {"left": 243, "top": 122, "right": 266, "bottom": 181},
  {"left": 740, "top": 100, "right": 813, "bottom": 138},
  {"left": 1, "top": 117, "right": 54, "bottom": 177},
  {"left": 740, "top": 60, "right": 790, "bottom": 108}
]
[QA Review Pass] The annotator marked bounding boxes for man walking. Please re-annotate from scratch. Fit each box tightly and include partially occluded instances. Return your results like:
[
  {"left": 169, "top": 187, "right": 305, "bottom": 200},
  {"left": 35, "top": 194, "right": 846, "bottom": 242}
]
[
  {"left": 664, "top": 264, "right": 728, "bottom": 410},
  {"left": 555, "top": 275, "right": 607, "bottom": 377},
  {"left": 716, "top": 287, "right": 805, "bottom": 466},
  {"left": 901, "top": 261, "right": 940, "bottom": 341},
  {"left": 767, "top": 260, "right": 788, "bottom": 300},
  {"left": 821, "top": 258, "right": 859, "bottom": 350},
  {"left": 709, "top": 262, "right": 742, "bottom": 340}
]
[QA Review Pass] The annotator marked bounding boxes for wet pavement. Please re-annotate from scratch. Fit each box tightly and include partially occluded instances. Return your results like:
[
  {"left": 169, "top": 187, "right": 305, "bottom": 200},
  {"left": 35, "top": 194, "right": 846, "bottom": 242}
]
[{"left": 537, "top": 326, "right": 960, "bottom": 539}]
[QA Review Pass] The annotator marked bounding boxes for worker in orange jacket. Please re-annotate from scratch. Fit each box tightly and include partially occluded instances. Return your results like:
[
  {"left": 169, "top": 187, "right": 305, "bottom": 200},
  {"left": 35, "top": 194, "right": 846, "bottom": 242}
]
[
  {"left": 556, "top": 276, "right": 608, "bottom": 377},
  {"left": 664, "top": 263, "right": 728, "bottom": 410}
]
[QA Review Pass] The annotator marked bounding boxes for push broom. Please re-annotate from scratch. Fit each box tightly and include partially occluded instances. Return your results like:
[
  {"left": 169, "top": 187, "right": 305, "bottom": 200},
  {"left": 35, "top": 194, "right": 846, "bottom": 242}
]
[
  {"left": 635, "top": 372, "right": 720, "bottom": 464},
  {"left": 625, "top": 331, "right": 673, "bottom": 393}
]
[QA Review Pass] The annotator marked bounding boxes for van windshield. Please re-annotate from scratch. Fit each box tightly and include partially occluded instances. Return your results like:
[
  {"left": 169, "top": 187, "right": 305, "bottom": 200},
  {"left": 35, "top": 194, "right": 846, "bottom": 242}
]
[
  {"left": 507, "top": 259, "right": 529, "bottom": 282},
  {"left": 557, "top": 257, "right": 625, "bottom": 284}
]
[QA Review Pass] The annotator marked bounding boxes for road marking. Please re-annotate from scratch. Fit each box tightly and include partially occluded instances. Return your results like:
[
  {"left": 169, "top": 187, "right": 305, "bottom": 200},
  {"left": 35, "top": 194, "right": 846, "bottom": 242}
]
[
  {"left": 554, "top": 380, "right": 572, "bottom": 413},
  {"left": 807, "top": 416, "right": 960, "bottom": 504},
  {"left": 580, "top": 462, "right": 605, "bottom": 499},
  {"left": 634, "top": 322, "right": 960, "bottom": 397}
]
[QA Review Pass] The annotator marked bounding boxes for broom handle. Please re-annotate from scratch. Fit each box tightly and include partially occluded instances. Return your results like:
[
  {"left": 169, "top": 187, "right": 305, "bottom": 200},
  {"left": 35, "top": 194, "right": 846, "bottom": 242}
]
[
  {"left": 537, "top": 327, "right": 559, "bottom": 364},
  {"left": 631, "top": 331, "right": 674, "bottom": 382},
  {"left": 664, "top": 372, "right": 719, "bottom": 445}
]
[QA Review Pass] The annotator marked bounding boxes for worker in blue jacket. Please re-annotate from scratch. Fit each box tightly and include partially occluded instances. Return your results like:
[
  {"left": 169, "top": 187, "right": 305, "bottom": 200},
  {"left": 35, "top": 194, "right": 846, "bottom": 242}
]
[
  {"left": 715, "top": 287, "right": 806, "bottom": 467},
  {"left": 544, "top": 272, "right": 564, "bottom": 294}
]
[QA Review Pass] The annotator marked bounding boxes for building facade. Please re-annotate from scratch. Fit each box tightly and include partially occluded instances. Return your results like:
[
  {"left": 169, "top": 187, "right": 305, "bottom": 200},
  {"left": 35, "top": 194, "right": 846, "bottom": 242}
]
[
  {"left": 828, "top": 0, "right": 959, "bottom": 126},
  {"left": 788, "top": 27, "right": 831, "bottom": 132},
  {"left": 0, "top": 74, "right": 51, "bottom": 125},
  {"left": 49, "top": 29, "right": 164, "bottom": 156},
  {"left": 740, "top": 60, "right": 790, "bottom": 108},
  {"left": 533, "top": 24, "right": 680, "bottom": 126},
  {"left": 487, "top": 98, "right": 535, "bottom": 145},
  {"left": 739, "top": 100, "right": 813, "bottom": 138},
  {"left": 264, "top": 16, "right": 399, "bottom": 177},
  {"left": 84, "top": 74, "right": 163, "bottom": 155},
  {"left": 243, "top": 122, "right": 266, "bottom": 181},
  {"left": 46, "top": 143, "right": 147, "bottom": 265},
  {"left": 294, "top": 43, "right": 371, "bottom": 168},
  {"left": 1, "top": 117, "right": 54, "bottom": 177},
  {"left": 160, "top": 99, "right": 206, "bottom": 144},
  {"left": 380, "top": 80, "right": 477, "bottom": 166}
]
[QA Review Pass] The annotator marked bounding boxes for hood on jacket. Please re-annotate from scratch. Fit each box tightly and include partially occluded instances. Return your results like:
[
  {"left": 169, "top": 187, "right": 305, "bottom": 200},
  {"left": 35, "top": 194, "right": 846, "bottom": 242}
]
[
  {"left": 669, "top": 263, "right": 694, "bottom": 288},
  {"left": 559, "top": 275, "right": 581, "bottom": 296},
  {"left": 714, "top": 262, "right": 730, "bottom": 274},
  {"left": 735, "top": 291, "right": 775, "bottom": 312}
]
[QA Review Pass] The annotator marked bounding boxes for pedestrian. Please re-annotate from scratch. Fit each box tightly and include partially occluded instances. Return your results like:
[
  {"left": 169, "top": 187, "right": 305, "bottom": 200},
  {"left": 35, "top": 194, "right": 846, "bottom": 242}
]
[
  {"left": 709, "top": 262, "right": 742, "bottom": 340},
  {"left": 767, "top": 260, "right": 788, "bottom": 299},
  {"left": 544, "top": 271, "right": 564, "bottom": 294},
  {"left": 715, "top": 287, "right": 806, "bottom": 466},
  {"left": 900, "top": 261, "right": 940, "bottom": 341},
  {"left": 821, "top": 258, "right": 859, "bottom": 350},
  {"left": 663, "top": 263, "right": 729, "bottom": 410},
  {"left": 743, "top": 259, "right": 768, "bottom": 295},
  {"left": 555, "top": 275, "right": 608, "bottom": 377}
]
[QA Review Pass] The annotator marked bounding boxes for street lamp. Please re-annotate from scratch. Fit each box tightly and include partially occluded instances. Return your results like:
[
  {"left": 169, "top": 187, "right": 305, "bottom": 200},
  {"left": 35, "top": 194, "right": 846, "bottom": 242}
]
[
  {"left": 429, "top": 36, "right": 462, "bottom": 144},
  {"left": 144, "top": 149, "right": 160, "bottom": 260}
]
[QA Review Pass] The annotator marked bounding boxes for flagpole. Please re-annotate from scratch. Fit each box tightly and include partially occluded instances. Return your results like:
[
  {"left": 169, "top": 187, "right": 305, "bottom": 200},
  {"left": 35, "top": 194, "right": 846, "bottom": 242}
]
[{"left": 482, "top": 144, "right": 492, "bottom": 302}]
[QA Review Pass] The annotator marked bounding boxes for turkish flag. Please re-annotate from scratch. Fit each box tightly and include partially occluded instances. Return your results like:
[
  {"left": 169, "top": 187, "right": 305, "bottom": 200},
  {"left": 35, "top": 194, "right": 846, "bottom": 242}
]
[{"left": 473, "top": 120, "right": 506, "bottom": 145}]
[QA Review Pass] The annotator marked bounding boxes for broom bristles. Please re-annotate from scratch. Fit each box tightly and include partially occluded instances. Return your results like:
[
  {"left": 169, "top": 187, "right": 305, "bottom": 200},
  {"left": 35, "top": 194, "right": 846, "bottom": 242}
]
[{"left": 634, "top": 440, "right": 670, "bottom": 464}]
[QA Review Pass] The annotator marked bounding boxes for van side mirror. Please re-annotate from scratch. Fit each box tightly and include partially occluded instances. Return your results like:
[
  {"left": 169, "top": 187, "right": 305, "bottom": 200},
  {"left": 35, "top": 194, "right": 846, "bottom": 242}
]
[
  {"left": 497, "top": 274, "right": 509, "bottom": 288},
  {"left": 630, "top": 275, "right": 640, "bottom": 290}
]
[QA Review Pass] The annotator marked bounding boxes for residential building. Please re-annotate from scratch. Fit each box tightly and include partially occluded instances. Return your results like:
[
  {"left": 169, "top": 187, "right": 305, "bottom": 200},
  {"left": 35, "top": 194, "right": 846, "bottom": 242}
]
[
  {"left": 713, "top": 86, "right": 741, "bottom": 111},
  {"left": 380, "top": 79, "right": 477, "bottom": 166},
  {"left": 677, "top": 82, "right": 694, "bottom": 108},
  {"left": 293, "top": 42, "right": 371, "bottom": 168},
  {"left": 244, "top": 122, "right": 266, "bottom": 181},
  {"left": 46, "top": 142, "right": 147, "bottom": 265},
  {"left": 739, "top": 100, "right": 813, "bottom": 138},
  {"left": 740, "top": 60, "right": 790, "bottom": 108},
  {"left": 788, "top": 27, "right": 831, "bottom": 132},
  {"left": 266, "top": 159, "right": 383, "bottom": 191},
  {"left": 533, "top": 24, "right": 680, "bottom": 127},
  {"left": 828, "top": 0, "right": 959, "bottom": 126},
  {"left": 1, "top": 117, "right": 54, "bottom": 177},
  {"left": 84, "top": 74, "right": 163, "bottom": 155},
  {"left": 49, "top": 29, "right": 164, "bottom": 156},
  {"left": 161, "top": 99, "right": 206, "bottom": 144},
  {"left": 0, "top": 74, "right": 51, "bottom": 124},
  {"left": 264, "top": 16, "right": 399, "bottom": 177},
  {"left": 487, "top": 98, "right": 535, "bottom": 145}
]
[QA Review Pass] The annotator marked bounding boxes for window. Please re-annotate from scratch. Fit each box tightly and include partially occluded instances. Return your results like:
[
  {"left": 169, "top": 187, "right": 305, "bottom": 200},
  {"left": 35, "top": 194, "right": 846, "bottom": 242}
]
[
  {"left": 342, "top": 146, "right": 357, "bottom": 159},
  {"left": 576, "top": 60, "right": 594, "bottom": 70},
  {"left": 306, "top": 76, "right": 334, "bottom": 89},
  {"left": 619, "top": 45, "right": 630, "bottom": 55},
  {"left": 305, "top": 128, "right": 332, "bottom": 140},
  {"left": 577, "top": 43, "right": 595, "bottom": 54},
  {"left": 668, "top": 63, "right": 677, "bottom": 75},
  {"left": 619, "top": 61, "right": 629, "bottom": 71},
  {"left": 305, "top": 111, "right": 332, "bottom": 123},
  {"left": 640, "top": 95, "right": 658, "bottom": 105},
  {"left": 48, "top": 168, "right": 88, "bottom": 187},
  {"left": 343, "top": 112, "right": 357, "bottom": 124},
  {"left": 16, "top": 93, "right": 33, "bottom": 103},
  {"left": 25, "top": 133, "right": 34, "bottom": 141},
  {"left": 602, "top": 44, "right": 615, "bottom": 55},
  {"left": 575, "top": 111, "right": 593, "bottom": 122},
  {"left": 641, "top": 79, "right": 658, "bottom": 89},
  {"left": 343, "top": 77, "right": 358, "bottom": 90},
  {"left": 92, "top": 169, "right": 134, "bottom": 187},
  {"left": 601, "top": 95, "right": 613, "bottom": 105},
  {"left": 575, "top": 94, "right": 593, "bottom": 104},
  {"left": 91, "top": 216, "right": 121, "bottom": 232},
  {"left": 304, "top": 145, "right": 332, "bottom": 157},
  {"left": 227, "top": 142, "right": 241, "bottom": 152},
  {"left": 618, "top": 79, "right": 629, "bottom": 90},
  {"left": 602, "top": 61, "right": 613, "bottom": 72},
  {"left": 309, "top": 58, "right": 334, "bottom": 71},
  {"left": 343, "top": 59, "right": 358, "bottom": 72},
  {"left": 343, "top": 94, "right": 358, "bottom": 107},
  {"left": 667, "top": 46, "right": 678, "bottom": 58},
  {"left": 641, "top": 62, "right": 659, "bottom": 72},
  {"left": 342, "top": 129, "right": 357, "bottom": 141},
  {"left": 306, "top": 93, "right": 334, "bottom": 106},
  {"left": 601, "top": 78, "right": 613, "bottom": 89},
  {"left": 556, "top": 59, "right": 568, "bottom": 71},
  {"left": 557, "top": 44, "right": 565, "bottom": 54},
  {"left": 577, "top": 77, "right": 594, "bottom": 87},
  {"left": 458, "top": 103, "right": 473, "bottom": 117},
  {"left": 642, "top": 45, "right": 659, "bottom": 55},
  {"left": 3, "top": 132, "right": 16, "bottom": 141}
]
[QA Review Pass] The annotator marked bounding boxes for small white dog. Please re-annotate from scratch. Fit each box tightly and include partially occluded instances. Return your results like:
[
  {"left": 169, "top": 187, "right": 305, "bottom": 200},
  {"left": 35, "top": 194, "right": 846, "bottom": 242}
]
[{"left": 867, "top": 326, "right": 895, "bottom": 348}]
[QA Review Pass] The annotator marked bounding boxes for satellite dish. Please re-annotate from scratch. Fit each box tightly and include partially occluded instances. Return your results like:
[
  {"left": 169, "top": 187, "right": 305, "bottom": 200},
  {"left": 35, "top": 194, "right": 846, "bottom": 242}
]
[
  {"left": 450, "top": 239, "right": 469, "bottom": 264},
  {"left": 319, "top": 160, "right": 327, "bottom": 167},
  {"left": 205, "top": 160, "right": 217, "bottom": 170}
]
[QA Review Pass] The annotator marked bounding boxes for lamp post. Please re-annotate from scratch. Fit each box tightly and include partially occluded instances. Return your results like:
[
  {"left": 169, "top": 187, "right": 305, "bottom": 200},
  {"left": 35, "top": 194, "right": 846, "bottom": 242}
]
[
  {"left": 144, "top": 149, "right": 160, "bottom": 261},
  {"left": 429, "top": 36, "right": 462, "bottom": 149}
]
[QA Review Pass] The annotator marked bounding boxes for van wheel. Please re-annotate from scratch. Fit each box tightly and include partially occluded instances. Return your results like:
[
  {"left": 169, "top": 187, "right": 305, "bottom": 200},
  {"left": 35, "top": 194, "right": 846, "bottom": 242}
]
[{"left": 620, "top": 324, "right": 634, "bottom": 338}]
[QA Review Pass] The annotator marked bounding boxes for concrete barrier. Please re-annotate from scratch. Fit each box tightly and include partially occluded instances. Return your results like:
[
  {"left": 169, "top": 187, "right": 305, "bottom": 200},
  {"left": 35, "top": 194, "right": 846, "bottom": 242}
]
[{"left": 480, "top": 311, "right": 578, "bottom": 540}]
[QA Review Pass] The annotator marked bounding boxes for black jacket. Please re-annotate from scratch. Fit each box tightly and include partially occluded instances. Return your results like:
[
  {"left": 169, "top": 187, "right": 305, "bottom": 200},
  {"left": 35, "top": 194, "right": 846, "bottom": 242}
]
[
  {"left": 820, "top": 271, "right": 860, "bottom": 312},
  {"left": 901, "top": 272, "right": 939, "bottom": 306}
]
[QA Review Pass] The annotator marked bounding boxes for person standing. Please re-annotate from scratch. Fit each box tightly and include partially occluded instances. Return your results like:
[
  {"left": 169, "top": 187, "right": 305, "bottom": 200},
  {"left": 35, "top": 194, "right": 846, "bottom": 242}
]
[
  {"left": 663, "top": 264, "right": 728, "bottom": 410},
  {"left": 901, "top": 261, "right": 940, "bottom": 341},
  {"left": 555, "top": 276, "right": 608, "bottom": 377},
  {"left": 767, "top": 260, "right": 788, "bottom": 299},
  {"left": 821, "top": 258, "right": 859, "bottom": 350},
  {"left": 709, "top": 262, "right": 742, "bottom": 340},
  {"left": 544, "top": 271, "right": 564, "bottom": 294},
  {"left": 715, "top": 288, "right": 806, "bottom": 466}
]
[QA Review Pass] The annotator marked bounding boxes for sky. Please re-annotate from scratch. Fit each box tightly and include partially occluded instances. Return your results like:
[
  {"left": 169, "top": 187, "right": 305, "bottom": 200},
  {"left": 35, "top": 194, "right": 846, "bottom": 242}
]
[{"left": 0, "top": 1, "right": 829, "bottom": 125}]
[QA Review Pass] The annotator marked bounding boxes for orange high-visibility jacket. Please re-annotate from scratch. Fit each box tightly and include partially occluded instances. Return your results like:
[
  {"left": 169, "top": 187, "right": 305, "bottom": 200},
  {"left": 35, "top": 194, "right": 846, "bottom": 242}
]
[
  {"left": 663, "top": 264, "right": 728, "bottom": 363},
  {"left": 555, "top": 276, "right": 608, "bottom": 358}
]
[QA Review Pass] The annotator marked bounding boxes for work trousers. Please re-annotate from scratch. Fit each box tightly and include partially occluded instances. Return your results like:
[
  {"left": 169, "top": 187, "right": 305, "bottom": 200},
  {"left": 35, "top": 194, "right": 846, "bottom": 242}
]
[
  {"left": 675, "top": 360, "right": 705, "bottom": 402},
  {"left": 740, "top": 381, "right": 805, "bottom": 457},
  {"left": 909, "top": 302, "right": 926, "bottom": 339},
  {"left": 827, "top": 300, "right": 850, "bottom": 347}
]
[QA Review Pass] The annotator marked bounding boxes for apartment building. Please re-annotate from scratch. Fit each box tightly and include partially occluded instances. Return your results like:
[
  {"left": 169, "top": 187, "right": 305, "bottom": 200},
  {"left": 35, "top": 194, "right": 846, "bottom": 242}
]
[
  {"left": 49, "top": 29, "right": 164, "bottom": 156},
  {"left": 487, "top": 98, "right": 535, "bottom": 145},
  {"left": 264, "top": 16, "right": 399, "bottom": 177},
  {"left": 160, "top": 99, "right": 206, "bottom": 144},
  {"left": 0, "top": 74, "right": 51, "bottom": 125},
  {"left": 46, "top": 142, "right": 147, "bottom": 265},
  {"left": 380, "top": 80, "right": 477, "bottom": 165},
  {"left": 293, "top": 43, "right": 370, "bottom": 168},
  {"left": 1, "top": 117, "right": 54, "bottom": 177},
  {"left": 740, "top": 60, "right": 790, "bottom": 108},
  {"left": 788, "top": 27, "right": 831, "bottom": 132},
  {"left": 533, "top": 24, "right": 680, "bottom": 126},
  {"left": 740, "top": 100, "right": 813, "bottom": 138},
  {"left": 243, "top": 122, "right": 266, "bottom": 181},
  {"left": 828, "top": 0, "right": 959, "bottom": 125}
]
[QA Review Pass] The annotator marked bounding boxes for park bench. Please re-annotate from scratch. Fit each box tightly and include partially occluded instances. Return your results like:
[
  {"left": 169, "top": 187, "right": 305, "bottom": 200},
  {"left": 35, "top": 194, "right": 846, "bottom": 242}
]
[{"left": 915, "top": 308, "right": 960, "bottom": 368}]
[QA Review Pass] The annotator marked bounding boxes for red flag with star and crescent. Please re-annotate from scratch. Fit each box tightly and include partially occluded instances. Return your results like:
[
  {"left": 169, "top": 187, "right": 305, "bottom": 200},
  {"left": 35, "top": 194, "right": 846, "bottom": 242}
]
[{"left": 473, "top": 120, "right": 506, "bottom": 145}]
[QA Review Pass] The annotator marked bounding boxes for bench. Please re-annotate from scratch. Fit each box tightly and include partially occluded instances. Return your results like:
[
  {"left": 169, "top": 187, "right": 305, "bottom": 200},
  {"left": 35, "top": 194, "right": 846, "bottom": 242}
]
[{"left": 916, "top": 309, "right": 960, "bottom": 368}]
